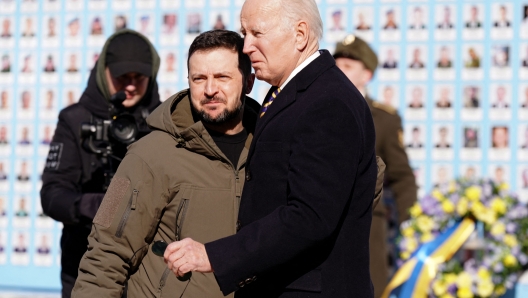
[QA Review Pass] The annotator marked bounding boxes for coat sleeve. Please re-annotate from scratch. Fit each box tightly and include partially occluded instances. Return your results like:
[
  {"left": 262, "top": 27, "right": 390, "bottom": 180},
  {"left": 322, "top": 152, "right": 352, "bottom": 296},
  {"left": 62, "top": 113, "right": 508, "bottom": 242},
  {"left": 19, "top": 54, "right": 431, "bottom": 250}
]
[
  {"left": 205, "top": 98, "right": 375, "bottom": 295},
  {"left": 379, "top": 114, "right": 417, "bottom": 223},
  {"left": 40, "top": 110, "right": 105, "bottom": 225},
  {"left": 72, "top": 151, "right": 166, "bottom": 298}
]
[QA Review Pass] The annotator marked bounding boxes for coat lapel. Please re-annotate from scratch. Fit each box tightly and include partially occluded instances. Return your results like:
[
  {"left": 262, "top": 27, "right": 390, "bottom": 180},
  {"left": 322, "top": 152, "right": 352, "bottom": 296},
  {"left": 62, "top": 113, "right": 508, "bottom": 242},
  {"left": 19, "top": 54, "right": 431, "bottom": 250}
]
[
  {"left": 254, "top": 81, "right": 298, "bottom": 139},
  {"left": 248, "top": 50, "right": 336, "bottom": 160}
]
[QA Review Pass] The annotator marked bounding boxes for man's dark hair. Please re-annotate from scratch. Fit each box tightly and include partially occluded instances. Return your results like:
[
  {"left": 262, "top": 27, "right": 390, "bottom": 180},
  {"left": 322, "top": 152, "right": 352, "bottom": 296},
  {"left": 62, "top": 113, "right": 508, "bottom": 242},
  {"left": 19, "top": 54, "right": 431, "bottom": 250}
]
[{"left": 187, "top": 30, "right": 251, "bottom": 80}]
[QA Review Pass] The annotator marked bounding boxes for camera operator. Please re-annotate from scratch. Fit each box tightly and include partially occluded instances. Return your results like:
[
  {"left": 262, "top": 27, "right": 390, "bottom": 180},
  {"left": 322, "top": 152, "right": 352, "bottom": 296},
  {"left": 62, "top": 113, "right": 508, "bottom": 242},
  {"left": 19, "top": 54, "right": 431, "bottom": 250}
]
[{"left": 40, "top": 29, "right": 160, "bottom": 298}]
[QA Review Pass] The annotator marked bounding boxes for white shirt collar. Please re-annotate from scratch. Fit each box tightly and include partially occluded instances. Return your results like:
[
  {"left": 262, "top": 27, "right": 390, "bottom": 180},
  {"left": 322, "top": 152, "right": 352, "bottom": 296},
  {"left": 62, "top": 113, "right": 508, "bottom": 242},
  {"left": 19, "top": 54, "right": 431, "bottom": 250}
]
[{"left": 279, "top": 51, "right": 321, "bottom": 90}]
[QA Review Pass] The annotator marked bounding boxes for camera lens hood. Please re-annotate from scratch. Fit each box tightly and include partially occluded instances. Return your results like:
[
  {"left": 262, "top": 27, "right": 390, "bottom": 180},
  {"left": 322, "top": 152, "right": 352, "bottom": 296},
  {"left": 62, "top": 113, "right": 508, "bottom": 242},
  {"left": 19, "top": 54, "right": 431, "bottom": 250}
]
[{"left": 110, "top": 114, "right": 138, "bottom": 145}]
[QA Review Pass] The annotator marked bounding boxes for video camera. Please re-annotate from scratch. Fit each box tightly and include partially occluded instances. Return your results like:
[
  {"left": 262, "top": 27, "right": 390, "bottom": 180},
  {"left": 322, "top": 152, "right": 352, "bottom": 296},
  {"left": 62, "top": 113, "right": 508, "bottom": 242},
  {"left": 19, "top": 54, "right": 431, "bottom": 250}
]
[
  {"left": 80, "top": 91, "right": 147, "bottom": 189},
  {"left": 80, "top": 90, "right": 140, "bottom": 159}
]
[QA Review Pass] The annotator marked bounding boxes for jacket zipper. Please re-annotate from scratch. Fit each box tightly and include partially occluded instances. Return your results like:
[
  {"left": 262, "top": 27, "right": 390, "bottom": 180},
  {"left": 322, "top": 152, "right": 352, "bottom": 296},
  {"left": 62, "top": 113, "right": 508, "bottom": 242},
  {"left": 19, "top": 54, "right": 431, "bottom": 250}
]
[
  {"left": 176, "top": 198, "right": 189, "bottom": 241},
  {"left": 115, "top": 189, "right": 138, "bottom": 238},
  {"left": 155, "top": 198, "right": 190, "bottom": 295},
  {"left": 158, "top": 267, "right": 171, "bottom": 292},
  {"left": 194, "top": 133, "right": 246, "bottom": 233}
]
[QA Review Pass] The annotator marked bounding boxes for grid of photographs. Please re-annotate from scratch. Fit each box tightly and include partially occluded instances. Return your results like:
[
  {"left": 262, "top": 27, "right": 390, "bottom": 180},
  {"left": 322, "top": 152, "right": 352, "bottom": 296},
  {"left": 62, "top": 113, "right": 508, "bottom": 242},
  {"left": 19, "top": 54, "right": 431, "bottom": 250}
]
[{"left": 0, "top": 0, "right": 528, "bottom": 291}]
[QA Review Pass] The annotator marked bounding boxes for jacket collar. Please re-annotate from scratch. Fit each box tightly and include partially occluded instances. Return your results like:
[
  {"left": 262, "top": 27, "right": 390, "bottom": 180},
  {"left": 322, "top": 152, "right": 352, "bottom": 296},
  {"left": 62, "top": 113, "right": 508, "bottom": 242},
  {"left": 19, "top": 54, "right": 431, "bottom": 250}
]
[
  {"left": 147, "top": 89, "right": 257, "bottom": 165},
  {"left": 253, "top": 50, "right": 335, "bottom": 139}
]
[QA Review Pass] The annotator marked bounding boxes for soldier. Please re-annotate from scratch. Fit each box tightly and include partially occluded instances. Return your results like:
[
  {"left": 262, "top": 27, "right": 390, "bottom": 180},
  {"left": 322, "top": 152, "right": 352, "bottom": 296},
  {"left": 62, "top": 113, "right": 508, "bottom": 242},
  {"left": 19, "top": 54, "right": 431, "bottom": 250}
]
[{"left": 333, "top": 35, "right": 417, "bottom": 298}]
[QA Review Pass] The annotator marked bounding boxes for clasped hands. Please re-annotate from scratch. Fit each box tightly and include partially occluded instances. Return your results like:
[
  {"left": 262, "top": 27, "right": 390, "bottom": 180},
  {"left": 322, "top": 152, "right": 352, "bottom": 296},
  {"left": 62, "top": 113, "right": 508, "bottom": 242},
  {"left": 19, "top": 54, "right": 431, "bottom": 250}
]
[{"left": 163, "top": 238, "right": 213, "bottom": 278}]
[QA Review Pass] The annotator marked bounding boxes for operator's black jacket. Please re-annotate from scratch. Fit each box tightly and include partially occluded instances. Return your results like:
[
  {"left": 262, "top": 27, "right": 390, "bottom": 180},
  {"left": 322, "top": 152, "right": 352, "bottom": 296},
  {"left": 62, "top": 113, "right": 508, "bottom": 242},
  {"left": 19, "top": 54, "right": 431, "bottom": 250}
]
[{"left": 40, "top": 30, "right": 161, "bottom": 279}]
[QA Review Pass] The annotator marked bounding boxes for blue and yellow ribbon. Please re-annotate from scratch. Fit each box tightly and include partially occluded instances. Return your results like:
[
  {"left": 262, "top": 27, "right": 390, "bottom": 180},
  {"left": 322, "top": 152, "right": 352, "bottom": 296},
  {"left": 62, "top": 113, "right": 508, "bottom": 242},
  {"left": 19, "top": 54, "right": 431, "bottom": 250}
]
[{"left": 381, "top": 218, "right": 475, "bottom": 298}]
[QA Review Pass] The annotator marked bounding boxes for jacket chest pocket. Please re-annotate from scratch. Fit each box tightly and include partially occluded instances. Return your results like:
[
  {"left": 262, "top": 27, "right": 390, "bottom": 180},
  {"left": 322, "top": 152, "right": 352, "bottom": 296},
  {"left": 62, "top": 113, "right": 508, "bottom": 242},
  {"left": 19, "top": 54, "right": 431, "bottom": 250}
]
[{"left": 171, "top": 185, "right": 237, "bottom": 244}]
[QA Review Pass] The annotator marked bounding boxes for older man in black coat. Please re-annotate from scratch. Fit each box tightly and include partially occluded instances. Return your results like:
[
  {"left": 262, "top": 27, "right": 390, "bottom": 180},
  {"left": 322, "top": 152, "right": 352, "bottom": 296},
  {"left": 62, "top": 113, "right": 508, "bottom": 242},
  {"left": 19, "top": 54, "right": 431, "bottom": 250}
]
[{"left": 163, "top": 0, "right": 380, "bottom": 297}]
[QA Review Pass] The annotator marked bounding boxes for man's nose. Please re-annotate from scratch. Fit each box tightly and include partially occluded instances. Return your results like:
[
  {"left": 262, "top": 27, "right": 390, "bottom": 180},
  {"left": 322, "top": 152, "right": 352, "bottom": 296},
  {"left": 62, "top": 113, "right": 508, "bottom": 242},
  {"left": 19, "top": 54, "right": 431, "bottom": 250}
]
[
  {"left": 124, "top": 77, "right": 138, "bottom": 88},
  {"left": 204, "top": 78, "right": 218, "bottom": 96},
  {"left": 243, "top": 36, "right": 254, "bottom": 54}
]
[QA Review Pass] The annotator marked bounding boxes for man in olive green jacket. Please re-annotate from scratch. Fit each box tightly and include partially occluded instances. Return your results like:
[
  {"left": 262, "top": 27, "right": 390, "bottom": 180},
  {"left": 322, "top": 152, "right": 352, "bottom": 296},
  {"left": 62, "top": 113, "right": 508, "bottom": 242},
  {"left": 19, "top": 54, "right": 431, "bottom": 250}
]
[{"left": 71, "top": 30, "right": 259, "bottom": 298}]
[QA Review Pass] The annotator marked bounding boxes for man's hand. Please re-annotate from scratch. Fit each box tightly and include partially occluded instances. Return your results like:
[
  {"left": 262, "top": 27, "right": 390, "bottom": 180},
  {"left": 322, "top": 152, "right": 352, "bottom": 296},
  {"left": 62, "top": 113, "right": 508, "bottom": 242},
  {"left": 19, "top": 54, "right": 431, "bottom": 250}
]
[{"left": 163, "top": 238, "right": 213, "bottom": 278}]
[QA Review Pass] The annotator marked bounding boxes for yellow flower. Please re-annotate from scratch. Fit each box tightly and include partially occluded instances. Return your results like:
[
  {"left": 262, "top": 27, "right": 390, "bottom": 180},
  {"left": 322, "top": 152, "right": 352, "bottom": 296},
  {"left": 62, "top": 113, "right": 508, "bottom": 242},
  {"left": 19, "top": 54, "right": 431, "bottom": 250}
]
[
  {"left": 471, "top": 201, "right": 485, "bottom": 213},
  {"left": 503, "top": 234, "right": 518, "bottom": 247},
  {"left": 499, "top": 182, "right": 509, "bottom": 190},
  {"left": 442, "top": 200, "right": 455, "bottom": 213},
  {"left": 444, "top": 273, "right": 457, "bottom": 284},
  {"left": 406, "top": 237, "right": 418, "bottom": 252},
  {"left": 400, "top": 251, "right": 410, "bottom": 260},
  {"left": 475, "top": 208, "right": 496, "bottom": 225},
  {"left": 409, "top": 204, "right": 422, "bottom": 217},
  {"left": 503, "top": 254, "right": 518, "bottom": 267},
  {"left": 491, "top": 198, "right": 507, "bottom": 215},
  {"left": 477, "top": 280, "right": 494, "bottom": 297},
  {"left": 465, "top": 186, "right": 481, "bottom": 201},
  {"left": 457, "top": 287, "right": 474, "bottom": 298},
  {"left": 448, "top": 181, "right": 456, "bottom": 193},
  {"left": 477, "top": 268, "right": 491, "bottom": 280},
  {"left": 456, "top": 272, "right": 473, "bottom": 289},
  {"left": 457, "top": 198, "right": 469, "bottom": 216},
  {"left": 402, "top": 226, "right": 414, "bottom": 237},
  {"left": 421, "top": 232, "right": 433, "bottom": 242},
  {"left": 490, "top": 222, "right": 506, "bottom": 236},
  {"left": 482, "top": 209, "right": 497, "bottom": 225},
  {"left": 432, "top": 280, "right": 447, "bottom": 296},
  {"left": 432, "top": 189, "right": 444, "bottom": 200},
  {"left": 440, "top": 294, "right": 455, "bottom": 298},
  {"left": 416, "top": 215, "right": 434, "bottom": 233},
  {"left": 495, "top": 285, "right": 506, "bottom": 296}
]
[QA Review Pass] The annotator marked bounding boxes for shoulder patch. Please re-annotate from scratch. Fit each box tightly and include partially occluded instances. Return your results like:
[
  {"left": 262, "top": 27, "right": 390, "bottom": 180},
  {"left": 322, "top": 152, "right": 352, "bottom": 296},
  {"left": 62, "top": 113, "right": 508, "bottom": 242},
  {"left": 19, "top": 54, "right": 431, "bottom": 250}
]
[
  {"left": 45, "top": 142, "right": 63, "bottom": 170},
  {"left": 372, "top": 101, "right": 397, "bottom": 115},
  {"left": 93, "top": 177, "right": 130, "bottom": 228}
]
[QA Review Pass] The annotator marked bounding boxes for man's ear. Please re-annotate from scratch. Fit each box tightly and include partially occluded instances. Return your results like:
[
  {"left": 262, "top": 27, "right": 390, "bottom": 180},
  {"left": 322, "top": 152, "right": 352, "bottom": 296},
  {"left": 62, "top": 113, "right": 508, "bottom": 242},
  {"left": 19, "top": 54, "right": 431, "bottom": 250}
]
[
  {"left": 245, "top": 73, "right": 255, "bottom": 94},
  {"left": 362, "top": 69, "right": 373, "bottom": 86},
  {"left": 295, "top": 21, "right": 309, "bottom": 51}
]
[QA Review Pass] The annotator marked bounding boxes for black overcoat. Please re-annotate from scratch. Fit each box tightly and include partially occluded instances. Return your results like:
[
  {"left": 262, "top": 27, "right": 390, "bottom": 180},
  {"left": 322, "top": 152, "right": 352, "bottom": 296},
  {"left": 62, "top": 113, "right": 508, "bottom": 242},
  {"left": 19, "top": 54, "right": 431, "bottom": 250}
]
[{"left": 206, "top": 50, "right": 377, "bottom": 298}]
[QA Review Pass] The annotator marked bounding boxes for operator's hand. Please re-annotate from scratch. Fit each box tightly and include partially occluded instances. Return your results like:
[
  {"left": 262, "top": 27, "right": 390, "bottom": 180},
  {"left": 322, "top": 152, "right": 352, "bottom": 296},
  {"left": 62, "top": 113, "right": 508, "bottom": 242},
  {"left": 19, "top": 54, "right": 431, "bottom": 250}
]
[{"left": 164, "top": 238, "right": 213, "bottom": 278}]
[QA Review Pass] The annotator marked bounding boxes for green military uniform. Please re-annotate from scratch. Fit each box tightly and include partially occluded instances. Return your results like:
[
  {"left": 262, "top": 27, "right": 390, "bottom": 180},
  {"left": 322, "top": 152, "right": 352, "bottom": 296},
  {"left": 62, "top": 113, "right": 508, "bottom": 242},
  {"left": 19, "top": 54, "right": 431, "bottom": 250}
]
[{"left": 334, "top": 35, "right": 417, "bottom": 298}]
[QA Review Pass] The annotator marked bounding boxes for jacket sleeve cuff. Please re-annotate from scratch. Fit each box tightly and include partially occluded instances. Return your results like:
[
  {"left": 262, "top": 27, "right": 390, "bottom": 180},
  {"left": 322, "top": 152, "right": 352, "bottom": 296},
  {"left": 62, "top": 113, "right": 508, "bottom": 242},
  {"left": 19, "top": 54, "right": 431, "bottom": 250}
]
[{"left": 205, "top": 240, "right": 239, "bottom": 296}]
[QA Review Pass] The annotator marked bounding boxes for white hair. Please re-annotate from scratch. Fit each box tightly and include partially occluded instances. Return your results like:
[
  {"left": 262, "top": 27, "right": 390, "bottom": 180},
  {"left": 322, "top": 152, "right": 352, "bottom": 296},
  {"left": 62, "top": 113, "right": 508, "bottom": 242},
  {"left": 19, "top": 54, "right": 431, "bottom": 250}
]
[{"left": 278, "top": 0, "right": 323, "bottom": 41}]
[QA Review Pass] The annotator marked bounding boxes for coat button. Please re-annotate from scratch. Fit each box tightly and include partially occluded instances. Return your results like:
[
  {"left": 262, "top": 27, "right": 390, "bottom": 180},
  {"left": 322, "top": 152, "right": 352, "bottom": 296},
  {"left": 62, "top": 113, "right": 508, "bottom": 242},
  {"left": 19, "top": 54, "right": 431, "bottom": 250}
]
[
  {"left": 236, "top": 220, "right": 241, "bottom": 232},
  {"left": 245, "top": 170, "right": 251, "bottom": 181}
]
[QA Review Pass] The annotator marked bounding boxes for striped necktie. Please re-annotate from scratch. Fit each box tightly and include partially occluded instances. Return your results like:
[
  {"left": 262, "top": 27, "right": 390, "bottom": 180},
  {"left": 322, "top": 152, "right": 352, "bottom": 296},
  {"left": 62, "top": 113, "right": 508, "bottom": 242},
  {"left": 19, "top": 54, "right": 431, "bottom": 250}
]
[{"left": 260, "top": 87, "right": 281, "bottom": 118}]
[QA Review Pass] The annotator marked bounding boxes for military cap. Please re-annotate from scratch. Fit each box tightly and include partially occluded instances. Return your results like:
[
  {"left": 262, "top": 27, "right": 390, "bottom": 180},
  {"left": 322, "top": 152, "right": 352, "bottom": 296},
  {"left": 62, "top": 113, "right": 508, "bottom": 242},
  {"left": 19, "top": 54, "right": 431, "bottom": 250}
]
[{"left": 333, "top": 34, "right": 378, "bottom": 74}]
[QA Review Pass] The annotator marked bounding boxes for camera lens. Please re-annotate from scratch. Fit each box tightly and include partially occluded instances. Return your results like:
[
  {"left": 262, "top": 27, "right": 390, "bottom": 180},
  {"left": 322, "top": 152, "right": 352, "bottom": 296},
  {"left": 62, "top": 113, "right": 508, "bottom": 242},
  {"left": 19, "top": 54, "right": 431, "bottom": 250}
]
[{"left": 110, "top": 114, "right": 138, "bottom": 144}]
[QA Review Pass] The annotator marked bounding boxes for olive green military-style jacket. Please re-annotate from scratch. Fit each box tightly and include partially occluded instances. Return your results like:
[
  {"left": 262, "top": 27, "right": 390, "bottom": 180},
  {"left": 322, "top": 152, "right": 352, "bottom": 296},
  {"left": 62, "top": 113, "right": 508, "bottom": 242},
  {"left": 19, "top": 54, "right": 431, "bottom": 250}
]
[
  {"left": 366, "top": 96, "right": 417, "bottom": 223},
  {"left": 71, "top": 89, "right": 258, "bottom": 298}
]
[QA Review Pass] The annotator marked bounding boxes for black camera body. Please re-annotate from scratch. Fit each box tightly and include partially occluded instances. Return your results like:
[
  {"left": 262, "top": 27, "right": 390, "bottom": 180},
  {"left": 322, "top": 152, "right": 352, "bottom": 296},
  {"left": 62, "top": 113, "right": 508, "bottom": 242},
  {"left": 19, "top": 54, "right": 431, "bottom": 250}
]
[
  {"left": 80, "top": 91, "right": 145, "bottom": 189},
  {"left": 80, "top": 91, "right": 140, "bottom": 157}
]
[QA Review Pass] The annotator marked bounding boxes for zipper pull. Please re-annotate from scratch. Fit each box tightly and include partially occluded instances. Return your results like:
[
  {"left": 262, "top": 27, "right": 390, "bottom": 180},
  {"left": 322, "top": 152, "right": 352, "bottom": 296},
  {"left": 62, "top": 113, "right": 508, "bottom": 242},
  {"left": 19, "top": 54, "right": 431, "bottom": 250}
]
[
  {"left": 131, "top": 189, "right": 139, "bottom": 210},
  {"left": 235, "top": 171, "right": 241, "bottom": 197}
]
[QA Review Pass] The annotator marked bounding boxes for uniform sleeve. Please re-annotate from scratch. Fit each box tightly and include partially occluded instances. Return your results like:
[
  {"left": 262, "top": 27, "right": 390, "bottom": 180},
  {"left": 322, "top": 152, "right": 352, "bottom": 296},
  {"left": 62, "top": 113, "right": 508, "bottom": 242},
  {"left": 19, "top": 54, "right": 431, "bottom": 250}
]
[
  {"left": 40, "top": 111, "right": 105, "bottom": 224},
  {"left": 205, "top": 98, "right": 375, "bottom": 295},
  {"left": 72, "top": 152, "right": 166, "bottom": 298},
  {"left": 380, "top": 114, "right": 417, "bottom": 223}
]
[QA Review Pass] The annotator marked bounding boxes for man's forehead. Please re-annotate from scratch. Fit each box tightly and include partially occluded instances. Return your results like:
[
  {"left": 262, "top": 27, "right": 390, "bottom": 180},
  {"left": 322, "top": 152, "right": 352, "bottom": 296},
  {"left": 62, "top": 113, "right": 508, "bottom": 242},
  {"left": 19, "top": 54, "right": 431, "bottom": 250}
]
[
  {"left": 189, "top": 49, "right": 238, "bottom": 72},
  {"left": 241, "top": 0, "right": 279, "bottom": 22}
]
